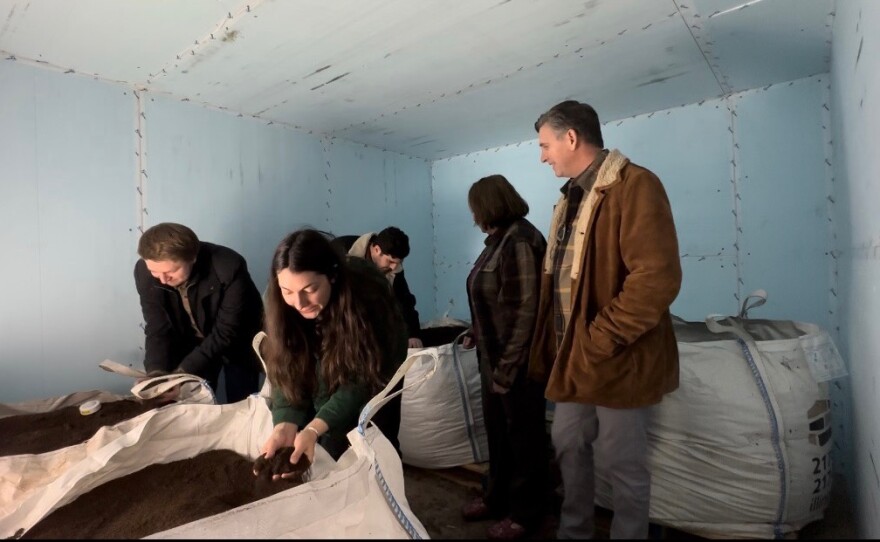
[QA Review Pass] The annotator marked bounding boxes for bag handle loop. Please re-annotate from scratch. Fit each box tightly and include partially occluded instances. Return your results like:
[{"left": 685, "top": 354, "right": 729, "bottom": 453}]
[
  {"left": 252, "top": 331, "right": 269, "bottom": 374},
  {"left": 358, "top": 345, "right": 439, "bottom": 433},
  {"left": 739, "top": 289, "right": 768, "bottom": 319},
  {"left": 130, "top": 373, "right": 208, "bottom": 400}
]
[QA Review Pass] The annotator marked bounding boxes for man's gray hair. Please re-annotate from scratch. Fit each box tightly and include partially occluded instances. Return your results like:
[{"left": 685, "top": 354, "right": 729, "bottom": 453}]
[{"left": 535, "top": 100, "right": 604, "bottom": 148}]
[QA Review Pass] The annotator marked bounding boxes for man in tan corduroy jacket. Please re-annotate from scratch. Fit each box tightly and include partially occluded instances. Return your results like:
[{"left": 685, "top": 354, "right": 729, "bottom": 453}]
[{"left": 529, "top": 100, "right": 682, "bottom": 539}]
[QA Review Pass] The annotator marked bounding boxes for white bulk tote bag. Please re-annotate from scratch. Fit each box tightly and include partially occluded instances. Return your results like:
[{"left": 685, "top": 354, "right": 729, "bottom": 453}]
[
  {"left": 595, "top": 290, "right": 840, "bottom": 538},
  {"left": 399, "top": 331, "right": 488, "bottom": 468},
  {"left": 151, "top": 346, "right": 435, "bottom": 539}
]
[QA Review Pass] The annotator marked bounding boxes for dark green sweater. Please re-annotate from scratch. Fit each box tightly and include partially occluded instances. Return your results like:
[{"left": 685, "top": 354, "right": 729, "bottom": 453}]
[{"left": 271, "top": 257, "right": 408, "bottom": 435}]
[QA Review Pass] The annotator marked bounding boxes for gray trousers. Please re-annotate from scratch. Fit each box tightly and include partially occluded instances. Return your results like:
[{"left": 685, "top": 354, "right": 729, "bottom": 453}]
[{"left": 551, "top": 402, "right": 651, "bottom": 539}]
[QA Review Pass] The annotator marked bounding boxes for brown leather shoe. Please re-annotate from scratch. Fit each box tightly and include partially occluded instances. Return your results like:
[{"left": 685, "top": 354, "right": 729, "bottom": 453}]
[
  {"left": 461, "top": 496, "right": 491, "bottom": 521},
  {"left": 487, "top": 517, "right": 527, "bottom": 540}
]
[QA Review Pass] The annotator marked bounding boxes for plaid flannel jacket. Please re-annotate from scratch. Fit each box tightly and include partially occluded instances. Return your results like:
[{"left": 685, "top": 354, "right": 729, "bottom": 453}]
[{"left": 466, "top": 218, "right": 547, "bottom": 388}]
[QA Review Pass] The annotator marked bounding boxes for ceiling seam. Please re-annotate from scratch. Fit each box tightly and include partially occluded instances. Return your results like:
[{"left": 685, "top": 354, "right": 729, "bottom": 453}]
[
  {"left": 671, "top": 0, "right": 729, "bottom": 96},
  {"left": 1, "top": 48, "right": 133, "bottom": 86},
  {"left": 145, "top": 0, "right": 267, "bottom": 86},
  {"left": 331, "top": 9, "right": 684, "bottom": 136},
  {"left": 1, "top": 50, "right": 424, "bottom": 163}
]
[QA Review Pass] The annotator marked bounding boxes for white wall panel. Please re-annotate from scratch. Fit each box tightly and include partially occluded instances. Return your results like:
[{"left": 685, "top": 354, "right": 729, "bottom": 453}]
[
  {"left": 734, "top": 77, "right": 832, "bottom": 329},
  {"left": 0, "top": 61, "right": 44, "bottom": 400},
  {"left": 0, "top": 62, "right": 139, "bottom": 402},
  {"left": 143, "top": 93, "right": 329, "bottom": 291},
  {"left": 604, "top": 102, "right": 739, "bottom": 319},
  {"left": 239, "top": 120, "right": 330, "bottom": 287},
  {"left": 431, "top": 142, "right": 556, "bottom": 320},
  {"left": 831, "top": 0, "right": 880, "bottom": 536},
  {"left": 325, "top": 138, "right": 434, "bottom": 324}
]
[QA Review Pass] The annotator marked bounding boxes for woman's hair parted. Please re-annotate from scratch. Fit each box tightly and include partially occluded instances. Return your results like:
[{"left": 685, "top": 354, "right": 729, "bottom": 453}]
[
  {"left": 264, "top": 228, "right": 386, "bottom": 407},
  {"left": 468, "top": 174, "right": 529, "bottom": 230}
]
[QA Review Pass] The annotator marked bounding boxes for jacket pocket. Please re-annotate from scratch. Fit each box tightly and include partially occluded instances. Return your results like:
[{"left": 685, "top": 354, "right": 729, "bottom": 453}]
[
  {"left": 567, "top": 339, "right": 635, "bottom": 401},
  {"left": 585, "top": 323, "right": 622, "bottom": 361}
]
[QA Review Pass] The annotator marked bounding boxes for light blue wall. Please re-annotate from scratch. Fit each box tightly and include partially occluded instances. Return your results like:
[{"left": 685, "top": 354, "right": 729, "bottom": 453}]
[
  {"left": 0, "top": 62, "right": 432, "bottom": 403},
  {"left": 431, "top": 142, "right": 554, "bottom": 319},
  {"left": 324, "top": 138, "right": 434, "bottom": 322},
  {"left": 144, "top": 93, "right": 330, "bottom": 292},
  {"left": 0, "top": 60, "right": 142, "bottom": 401},
  {"left": 601, "top": 102, "right": 740, "bottom": 320},
  {"left": 432, "top": 75, "right": 833, "bottom": 328},
  {"left": 831, "top": 0, "right": 880, "bottom": 537},
  {"left": 431, "top": 72, "right": 850, "bottom": 485},
  {"left": 733, "top": 81, "right": 834, "bottom": 330}
]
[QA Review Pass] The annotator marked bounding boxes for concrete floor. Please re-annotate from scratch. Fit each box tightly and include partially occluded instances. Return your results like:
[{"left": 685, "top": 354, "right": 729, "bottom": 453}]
[{"left": 402, "top": 465, "right": 857, "bottom": 540}]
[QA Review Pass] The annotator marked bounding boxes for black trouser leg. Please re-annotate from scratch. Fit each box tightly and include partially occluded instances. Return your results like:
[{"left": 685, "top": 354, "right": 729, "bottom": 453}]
[
  {"left": 222, "top": 361, "right": 261, "bottom": 404},
  {"left": 483, "top": 374, "right": 510, "bottom": 517},
  {"left": 483, "top": 373, "right": 549, "bottom": 529},
  {"left": 505, "top": 378, "right": 549, "bottom": 529}
]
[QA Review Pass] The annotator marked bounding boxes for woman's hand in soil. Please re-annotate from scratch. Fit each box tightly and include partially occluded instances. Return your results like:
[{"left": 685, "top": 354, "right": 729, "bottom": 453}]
[
  {"left": 252, "top": 446, "right": 311, "bottom": 482},
  {"left": 291, "top": 427, "right": 318, "bottom": 467},
  {"left": 290, "top": 418, "right": 328, "bottom": 466},
  {"left": 260, "top": 422, "right": 297, "bottom": 461}
]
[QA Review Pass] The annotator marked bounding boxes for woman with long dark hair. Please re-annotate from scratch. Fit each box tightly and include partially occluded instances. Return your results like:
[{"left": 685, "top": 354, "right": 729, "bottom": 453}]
[{"left": 257, "top": 228, "right": 408, "bottom": 474}]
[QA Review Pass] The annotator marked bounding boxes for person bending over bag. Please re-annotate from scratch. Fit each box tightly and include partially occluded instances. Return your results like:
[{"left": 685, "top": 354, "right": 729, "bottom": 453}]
[
  {"left": 256, "top": 229, "right": 408, "bottom": 477},
  {"left": 134, "top": 222, "right": 262, "bottom": 403}
]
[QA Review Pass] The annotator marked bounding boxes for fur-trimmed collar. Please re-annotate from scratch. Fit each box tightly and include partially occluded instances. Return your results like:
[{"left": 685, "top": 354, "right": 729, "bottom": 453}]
[
  {"left": 543, "top": 148, "right": 630, "bottom": 277},
  {"left": 594, "top": 148, "right": 630, "bottom": 190}
]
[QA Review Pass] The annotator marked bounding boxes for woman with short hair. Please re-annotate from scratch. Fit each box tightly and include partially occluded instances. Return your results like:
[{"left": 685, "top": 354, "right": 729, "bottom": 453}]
[{"left": 461, "top": 175, "right": 549, "bottom": 540}]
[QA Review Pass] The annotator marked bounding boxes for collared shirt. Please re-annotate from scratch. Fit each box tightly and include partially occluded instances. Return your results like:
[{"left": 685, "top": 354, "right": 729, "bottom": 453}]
[
  {"left": 176, "top": 281, "right": 204, "bottom": 339},
  {"left": 551, "top": 149, "right": 608, "bottom": 347}
]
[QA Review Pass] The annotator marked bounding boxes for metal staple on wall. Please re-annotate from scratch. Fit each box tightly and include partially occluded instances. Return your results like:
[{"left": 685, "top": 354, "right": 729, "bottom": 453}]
[
  {"left": 321, "top": 137, "right": 333, "bottom": 229},
  {"left": 725, "top": 96, "right": 744, "bottom": 305},
  {"left": 134, "top": 89, "right": 148, "bottom": 235},
  {"left": 819, "top": 77, "right": 839, "bottom": 339}
]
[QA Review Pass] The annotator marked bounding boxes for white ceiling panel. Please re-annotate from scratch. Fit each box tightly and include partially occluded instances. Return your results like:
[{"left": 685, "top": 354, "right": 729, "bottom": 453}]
[
  {"left": 0, "top": 0, "right": 834, "bottom": 159},
  {"left": 683, "top": 0, "right": 834, "bottom": 93},
  {"left": 334, "top": 12, "right": 723, "bottom": 157},
  {"left": 0, "top": 0, "right": 242, "bottom": 82}
]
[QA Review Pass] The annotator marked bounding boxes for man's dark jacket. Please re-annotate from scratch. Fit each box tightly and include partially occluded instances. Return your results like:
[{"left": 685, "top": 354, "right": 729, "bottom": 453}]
[
  {"left": 134, "top": 242, "right": 264, "bottom": 378},
  {"left": 332, "top": 235, "right": 421, "bottom": 340}
]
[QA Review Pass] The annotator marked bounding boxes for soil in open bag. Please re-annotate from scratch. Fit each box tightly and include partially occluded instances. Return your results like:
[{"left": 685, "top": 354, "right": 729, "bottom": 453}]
[
  {"left": 0, "top": 398, "right": 172, "bottom": 457},
  {"left": 21, "top": 449, "right": 310, "bottom": 539}
]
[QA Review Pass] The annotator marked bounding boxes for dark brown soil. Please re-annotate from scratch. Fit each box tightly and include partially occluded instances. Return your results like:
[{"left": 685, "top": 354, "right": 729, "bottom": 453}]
[
  {"left": 0, "top": 398, "right": 172, "bottom": 457},
  {"left": 21, "top": 449, "right": 310, "bottom": 539},
  {"left": 252, "top": 446, "right": 311, "bottom": 480}
]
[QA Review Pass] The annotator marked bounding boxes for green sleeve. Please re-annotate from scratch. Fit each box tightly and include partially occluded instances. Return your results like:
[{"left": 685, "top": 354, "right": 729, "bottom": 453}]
[
  {"left": 270, "top": 386, "right": 311, "bottom": 428},
  {"left": 314, "top": 382, "right": 372, "bottom": 434}
]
